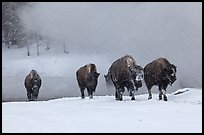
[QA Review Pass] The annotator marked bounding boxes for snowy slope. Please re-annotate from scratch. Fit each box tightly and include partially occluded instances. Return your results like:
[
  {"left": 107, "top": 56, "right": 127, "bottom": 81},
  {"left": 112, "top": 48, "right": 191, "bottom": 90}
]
[{"left": 2, "top": 88, "right": 202, "bottom": 133}]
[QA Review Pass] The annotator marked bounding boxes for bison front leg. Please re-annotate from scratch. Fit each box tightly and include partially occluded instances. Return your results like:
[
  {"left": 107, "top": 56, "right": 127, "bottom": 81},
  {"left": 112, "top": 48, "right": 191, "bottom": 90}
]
[
  {"left": 158, "top": 87, "right": 163, "bottom": 100},
  {"left": 33, "top": 92, "right": 39, "bottom": 101},
  {"left": 162, "top": 89, "right": 167, "bottom": 101},
  {"left": 80, "top": 87, "right": 85, "bottom": 99},
  {"left": 115, "top": 87, "right": 124, "bottom": 101},
  {"left": 118, "top": 87, "right": 124, "bottom": 101},
  {"left": 130, "top": 90, "right": 135, "bottom": 100},
  {"left": 162, "top": 85, "right": 168, "bottom": 101},
  {"left": 87, "top": 88, "right": 93, "bottom": 99},
  {"left": 115, "top": 90, "right": 122, "bottom": 101},
  {"left": 158, "top": 86, "right": 168, "bottom": 101},
  {"left": 26, "top": 89, "right": 35, "bottom": 101},
  {"left": 129, "top": 82, "right": 136, "bottom": 100},
  {"left": 146, "top": 85, "right": 153, "bottom": 100},
  {"left": 115, "top": 90, "right": 123, "bottom": 101},
  {"left": 27, "top": 92, "right": 32, "bottom": 101}
]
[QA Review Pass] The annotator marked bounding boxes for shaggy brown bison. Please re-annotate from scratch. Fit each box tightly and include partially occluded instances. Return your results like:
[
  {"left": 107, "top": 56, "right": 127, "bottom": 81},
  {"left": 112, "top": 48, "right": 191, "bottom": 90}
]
[
  {"left": 76, "top": 63, "right": 100, "bottom": 99},
  {"left": 144, "top": 58, "right": 177, "bottom": 101},
  {"left": 105, "top": 55, "right": 143, "bottom": 101},
  {"left": 24, "top": 70, "right": 42, "bottom": 101}
]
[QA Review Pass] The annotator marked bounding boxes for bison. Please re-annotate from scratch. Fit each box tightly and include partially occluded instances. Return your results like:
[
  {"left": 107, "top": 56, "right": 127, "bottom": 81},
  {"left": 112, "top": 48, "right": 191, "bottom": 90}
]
[
  {"left": 104, "top": 69, "right": 113, "bottom": 89},
  {"left": 144, "top": 57, "right": 177, "bottom": 101},
  {"left": 76, "top": 63, "right": 100, "bottom": 99},
  {"left": 24, "top": 70, "right": 42, "bottom": 101},
  {"left": 105, "top": 55, "right": 143, "bottom": 101}
]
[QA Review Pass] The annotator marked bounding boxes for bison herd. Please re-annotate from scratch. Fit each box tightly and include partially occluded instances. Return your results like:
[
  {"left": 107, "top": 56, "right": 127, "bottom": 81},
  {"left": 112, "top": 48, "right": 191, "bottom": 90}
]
[{"left": 24, "top": 55, "right": 177, "bottom": 102}]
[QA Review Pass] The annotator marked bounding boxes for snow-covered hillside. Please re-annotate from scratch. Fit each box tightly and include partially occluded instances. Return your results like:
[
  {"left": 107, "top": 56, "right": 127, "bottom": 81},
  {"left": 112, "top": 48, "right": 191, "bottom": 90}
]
[{"left": 2, "top": 88, "right": 202, "bottom": 133}]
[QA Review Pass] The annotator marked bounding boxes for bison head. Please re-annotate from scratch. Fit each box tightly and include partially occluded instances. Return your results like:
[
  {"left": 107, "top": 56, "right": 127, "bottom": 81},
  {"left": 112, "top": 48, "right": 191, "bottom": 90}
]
[
  {"left": 90, "top": 72, "right": 100, "bottom": 80},
  {"left": 131, "top": 65, "right": 144, "bottom": 81},
  {"left": 130, "top": 65, "right": 144, "bottom": 89},
  {"left": 94, "top": 72, "right": 100, "bottom": 78},
  {"left": 164, "top": 64, "right": 177, "bottom": 85}
]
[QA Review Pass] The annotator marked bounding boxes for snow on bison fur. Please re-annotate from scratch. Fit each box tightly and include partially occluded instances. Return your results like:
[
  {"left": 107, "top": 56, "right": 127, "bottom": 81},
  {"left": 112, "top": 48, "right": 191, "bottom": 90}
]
[
  {"left": 105, "top": 55, "right": 144, "bottom": 101},
  {"left": 144, "top": 57, "right": 177, "bottom": 101}
]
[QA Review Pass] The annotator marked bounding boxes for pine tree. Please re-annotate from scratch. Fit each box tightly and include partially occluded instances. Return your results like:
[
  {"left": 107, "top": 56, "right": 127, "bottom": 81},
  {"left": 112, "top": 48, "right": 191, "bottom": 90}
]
[{"left": 2, "top": 2, "right": 27, "bottom": 48}]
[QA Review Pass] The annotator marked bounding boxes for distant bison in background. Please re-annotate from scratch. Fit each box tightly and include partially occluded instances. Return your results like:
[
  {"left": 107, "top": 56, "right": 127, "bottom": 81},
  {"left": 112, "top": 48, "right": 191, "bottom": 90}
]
[
  {"left": 144, "top": 58, "right": 177, "bottom": 101},
  {"left": 105, "top": 55, "right": 143, "bottom": 101},
  {"left": 76, "top": 63, "right": 100, "bottom": 99},
  {"left": 24, "top": 70, "right": 42, "bottom": 101}
]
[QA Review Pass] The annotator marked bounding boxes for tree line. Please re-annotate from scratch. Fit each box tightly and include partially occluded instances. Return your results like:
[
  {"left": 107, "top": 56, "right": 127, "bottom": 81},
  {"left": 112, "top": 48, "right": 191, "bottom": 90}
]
[{"left": 2, "top": 2, "right": 68, "bottom": 56}]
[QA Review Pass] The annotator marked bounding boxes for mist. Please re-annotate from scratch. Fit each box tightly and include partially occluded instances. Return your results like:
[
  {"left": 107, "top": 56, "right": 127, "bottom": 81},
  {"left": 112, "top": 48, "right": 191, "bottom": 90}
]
[{"left": 15, "top": 2, "right": 202, "bottom": 99}]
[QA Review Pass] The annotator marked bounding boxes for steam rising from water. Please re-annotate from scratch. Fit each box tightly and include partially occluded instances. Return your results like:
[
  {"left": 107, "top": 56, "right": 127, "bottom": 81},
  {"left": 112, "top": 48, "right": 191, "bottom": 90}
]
[{"left": 19, "top": 2, "right": 202, "bottom": 89}]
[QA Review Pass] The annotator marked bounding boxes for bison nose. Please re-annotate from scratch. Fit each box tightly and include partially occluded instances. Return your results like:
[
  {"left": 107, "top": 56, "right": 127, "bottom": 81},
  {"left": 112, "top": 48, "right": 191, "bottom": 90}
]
[{"left": 136, "top": 75, "right": 143, "bottom": 81}]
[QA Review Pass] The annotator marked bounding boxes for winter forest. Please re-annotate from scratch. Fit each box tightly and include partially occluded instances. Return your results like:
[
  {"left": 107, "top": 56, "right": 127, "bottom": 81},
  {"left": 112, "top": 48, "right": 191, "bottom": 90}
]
[{"left": 2, "top": 2, "right": 202, "bottom": 133}]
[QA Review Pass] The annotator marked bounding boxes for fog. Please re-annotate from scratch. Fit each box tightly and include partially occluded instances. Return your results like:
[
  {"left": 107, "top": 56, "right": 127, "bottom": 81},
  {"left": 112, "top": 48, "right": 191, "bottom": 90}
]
[{"left": 8, "top": 2, "right": 201, "bottom": 100}]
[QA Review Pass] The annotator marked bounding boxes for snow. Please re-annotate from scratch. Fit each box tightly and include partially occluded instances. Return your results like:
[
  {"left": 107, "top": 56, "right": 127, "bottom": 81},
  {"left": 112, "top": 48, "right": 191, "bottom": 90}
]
[{"left": 2, "top": 88, "right": 202, "bottom": 133}]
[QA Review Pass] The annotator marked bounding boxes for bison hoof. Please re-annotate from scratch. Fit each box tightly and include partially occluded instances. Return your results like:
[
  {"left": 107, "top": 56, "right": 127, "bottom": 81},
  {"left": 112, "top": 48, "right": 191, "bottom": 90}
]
[
  {"left": 164, "top": 97, "right": 168, "bottom": 101},
  {"left": 116, "top": 97, "right": 123, "bottom": 101},
  {"left": 117, "top": 96, "right": 123, "bottom": 101},
  {"left": 115, "top": 96, "right": 120, "bottom": 100},
  {"left": 148, "top": 96, "right": 152, "bottom": 100},
  {"left": 159, "top": 96, "right": 162, "bottom": 100},
  {"left": 131, "top": 97, "right": 135, "bottom": 100}
]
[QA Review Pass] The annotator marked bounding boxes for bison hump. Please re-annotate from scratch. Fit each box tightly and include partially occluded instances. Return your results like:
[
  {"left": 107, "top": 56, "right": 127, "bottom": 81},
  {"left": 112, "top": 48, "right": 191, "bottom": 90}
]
[{"left": 125, "top": 56, "right": 136, "bottom": 68}]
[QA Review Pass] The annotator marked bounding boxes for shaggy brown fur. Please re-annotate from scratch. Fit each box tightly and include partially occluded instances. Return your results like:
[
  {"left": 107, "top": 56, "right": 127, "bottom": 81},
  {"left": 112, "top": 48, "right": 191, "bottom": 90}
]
[
  {"left": 144, "top": 57, "right": 177, "bottom": 101},
  {"left": 76, "top": 63, "right": 100, "bottom": 99},
  {"left": 24, "top": 70, "right": 42, "bottom": 101},
  {"left": 107, "top": 55, "right": 143, "bottom": 101}
]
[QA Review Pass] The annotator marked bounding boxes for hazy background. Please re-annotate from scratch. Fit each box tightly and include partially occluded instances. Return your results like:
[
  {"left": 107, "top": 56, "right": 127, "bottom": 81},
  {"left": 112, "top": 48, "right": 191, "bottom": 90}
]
[
  {"left": 20, "top": 2, "right": 202, "bottom": 86},
  {"left": 2, "top": 2, "right": 202, "bottom": 101}
]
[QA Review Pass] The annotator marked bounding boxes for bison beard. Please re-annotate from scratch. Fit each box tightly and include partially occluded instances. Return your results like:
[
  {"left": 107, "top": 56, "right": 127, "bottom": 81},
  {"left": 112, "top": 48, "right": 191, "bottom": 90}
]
[
  {"left": 144, "top": 58, "right": 177, "bottom": 101},
  {"left": 107, "top": 55, "right": 143, "bottom": 101},
  {"left": 24, "top": 70, "right": 42, "bottom": 101},
  {"left": 76, "top": 63, "right": 100, "bottom": 99}
]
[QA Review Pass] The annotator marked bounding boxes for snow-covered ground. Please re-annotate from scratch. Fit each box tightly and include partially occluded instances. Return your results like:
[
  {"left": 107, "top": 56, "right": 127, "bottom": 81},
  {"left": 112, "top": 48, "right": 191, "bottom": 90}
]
[{"left": 2, "top": 88, "right": 202, "bottom": 133}]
